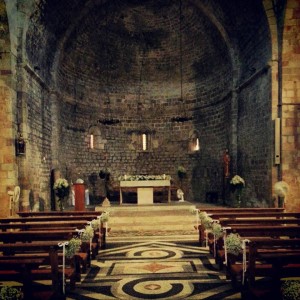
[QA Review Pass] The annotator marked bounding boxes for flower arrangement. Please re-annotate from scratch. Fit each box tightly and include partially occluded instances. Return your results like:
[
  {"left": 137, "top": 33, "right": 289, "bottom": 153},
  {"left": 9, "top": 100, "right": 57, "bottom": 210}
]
[
  {"left": 281, "top": 278, "right": 300, "bottom": 300},
  {"left": 53, "top": 178, "right": 70, "bottom": 210},
  {"left": 202, "top": 216, "right": 213, "bottom": 230},
  {"left": 230, "top": 175, "right": 245, "bottom": 190},
  {"left": 177, "top": 166, "right": 187, "bottom": 178},
  {"left": 225, "top": 233, "right": 243, "bottom": 256},
  {"left": 274, "top": 181, "right": 289, "bottom": 197},
  {"left": 274, "top": 181, "right": 289, "bottom": 207},
  {"left": 230, "top": 175, "right": 245, "bottom": 207},
  {"left": 80, "top": 225, "right": 94, "bottom": 242},
  {"left": 91, "top": 218, "right": 100, "bottom": 231},
  {"left": 0, "top": 286, "right": 23, "bottom": 300},
  {"left": 198, "top": 211, "right": 213, "bottom": 230},
  {"left": 100, "top": 211, "right": 110, "bottom": 223},
  {"left": 190, "top": 207, "right": 198, "bottom": 214},
  {"left": 119, "top": 174, "right": 171, "bottom": 181},
  {"left": 198, "top": 211, "right": 209, "bottom": 221},
  {"left": 211, "top": 223, "right": 223, "bottom": 239},
  {"left": 65, "top": 237, "right": 82, "bottom": 258},
  {"left": 274, "top": 181, "right": 289, "bottom": 198}
]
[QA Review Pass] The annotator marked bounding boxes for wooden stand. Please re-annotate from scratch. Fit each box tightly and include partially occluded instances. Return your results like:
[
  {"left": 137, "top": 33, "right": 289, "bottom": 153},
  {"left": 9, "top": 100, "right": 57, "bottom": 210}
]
[{"left": 74, "top": 183, "right": 85, "bottom": 211}]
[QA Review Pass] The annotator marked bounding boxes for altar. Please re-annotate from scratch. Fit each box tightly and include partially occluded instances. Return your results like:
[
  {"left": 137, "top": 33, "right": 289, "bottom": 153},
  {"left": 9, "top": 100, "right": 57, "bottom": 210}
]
[{"left": 119, "top": 179, "right": 171, "bottom": 205}]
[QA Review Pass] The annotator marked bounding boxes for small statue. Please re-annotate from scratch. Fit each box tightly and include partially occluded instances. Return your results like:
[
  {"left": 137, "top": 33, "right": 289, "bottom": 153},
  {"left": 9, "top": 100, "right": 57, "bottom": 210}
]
[{"left": 177, "top": 189, "right": 184, "bottom": 202}]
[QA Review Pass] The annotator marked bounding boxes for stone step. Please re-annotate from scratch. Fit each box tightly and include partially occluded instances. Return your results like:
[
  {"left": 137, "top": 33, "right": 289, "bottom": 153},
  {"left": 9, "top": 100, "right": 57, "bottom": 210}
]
[
  {"left": 110, "top": 216, "right": 196, "bottom": 225},
  {"left": 100, "top": 202, "right": 195, "bottom": 212},
  {"left": 108, "top": 208, "right": 196, "bottom": 234},
  {"left": 99, "top": 202, "right": 199, "bottom": 235},
  {"left": 110, "top": 224, "right": 196, "bottom": 232}
]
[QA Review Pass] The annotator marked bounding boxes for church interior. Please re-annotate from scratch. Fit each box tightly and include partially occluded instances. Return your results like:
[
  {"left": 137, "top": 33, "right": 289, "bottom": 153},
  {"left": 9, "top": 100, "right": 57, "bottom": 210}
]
[{"left": 0, "top": 0, "right": 300, "bottom": 299}]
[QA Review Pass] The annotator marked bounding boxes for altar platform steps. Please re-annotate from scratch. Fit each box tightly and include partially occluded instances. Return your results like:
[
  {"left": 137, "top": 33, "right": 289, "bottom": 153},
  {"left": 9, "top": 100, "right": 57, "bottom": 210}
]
[{"left": 104, "top": 201, "right": 199, "bottom": 238}]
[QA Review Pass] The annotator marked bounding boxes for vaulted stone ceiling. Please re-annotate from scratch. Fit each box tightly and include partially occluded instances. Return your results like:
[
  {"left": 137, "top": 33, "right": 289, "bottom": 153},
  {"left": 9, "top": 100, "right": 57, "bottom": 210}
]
[{"left": 25, "top": 0, "right": 270, "bottom": 109}]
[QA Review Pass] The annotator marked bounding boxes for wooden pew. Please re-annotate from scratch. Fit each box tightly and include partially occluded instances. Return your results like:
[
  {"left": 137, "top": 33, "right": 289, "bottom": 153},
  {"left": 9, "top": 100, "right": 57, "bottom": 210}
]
[
  {"left": 203, "top": 212, "right": 300, "bottom": 220},
  {"left": 0, "top": 214, "right": 100, "bottom": 224},
  {"left": 198, "top": 212, "right": 300, "bottom": 245},
  {"left": 0, "top": 241, "right": 73, "bottom": 299},
  {"left": 0, "top": 214, "right": 107, "bottom": 251},
  {"left": 233, "top": 238, "right": 300, "bottom": 299},
  {"left": 219, "top": 218, "right": 300, "bottom": 226},
  {"left": 215, "top": 225, "right": 300, "bottom": 257},
  {"left": 18, "top": 211, "right": 101, "bottom": 217},
  {"left": 214, "top": 226, "right": 300, "bottom": 284},
  {"left": 225, "top": 225, "right": 300, "bottom": 238},
  {"left": 0, "top": 229, "right": 77, "bottom": 243},
  {"left": 198, "top": 207, "right": 285, "bottom": 213},
  {"left": 0, "top": 220, "right": 91, "bottom": 232}
]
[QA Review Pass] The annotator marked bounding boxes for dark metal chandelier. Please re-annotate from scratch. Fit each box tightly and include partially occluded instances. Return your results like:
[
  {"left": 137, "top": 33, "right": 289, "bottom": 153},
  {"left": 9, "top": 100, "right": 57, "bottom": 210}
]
[{"left": 171, "top": 0, "right": 193, "bottom": 123}]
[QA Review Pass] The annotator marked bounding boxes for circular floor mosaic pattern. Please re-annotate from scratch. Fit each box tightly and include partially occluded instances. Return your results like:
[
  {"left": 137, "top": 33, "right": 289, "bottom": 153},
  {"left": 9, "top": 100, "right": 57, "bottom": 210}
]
[{"left": 112, "top": 277, "right": 193, "bottom": 300}]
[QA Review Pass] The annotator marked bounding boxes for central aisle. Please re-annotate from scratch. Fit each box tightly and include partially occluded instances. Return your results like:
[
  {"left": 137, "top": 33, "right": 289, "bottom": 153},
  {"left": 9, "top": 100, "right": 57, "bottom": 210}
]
[{"left": 67, "top": 237, "right": 240, "bottom": 300}]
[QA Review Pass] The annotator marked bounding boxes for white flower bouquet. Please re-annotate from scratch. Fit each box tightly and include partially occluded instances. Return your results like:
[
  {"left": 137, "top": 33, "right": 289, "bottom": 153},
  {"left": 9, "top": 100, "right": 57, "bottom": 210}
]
[
  {"left": 225, "top": 233, "right": 243, "bottom": 256},
  {"left": 65, "top": 237, "right": 82, "bottom": 258},
  {"left": 100, "top": 211, "right": 110, "bottom": 223},
  {"left": 190, "top": 207, "right": 198, "bottom": 214},
  {"left": 119, "top": 174, "right": 171, "bottom": 181},
  {"left": 198, "top": 211, "right": 209, "bottom": 221},
  {"left": 80, "top": 225, "right": 94, "bottom": 242},
  {"left": 230, "top": 175, "right": 245, "bottom": 190},
  {"left": 274, "top": 181, "right": 289, "bottom": 198},
  {"left": 177, "top": 166, "right": 187, "bottom": 178},
  {"left": 91, "top": 218, "right": 100, "bottom": 231},
  {"left": 201, "top": 216, "right": 214, "bottom": 230},
  {"left": 53, "top": 178, "right": 70, "bottom": 210},
  {"left": 212, "top": 223, "right": 223, "bottom": 239}
]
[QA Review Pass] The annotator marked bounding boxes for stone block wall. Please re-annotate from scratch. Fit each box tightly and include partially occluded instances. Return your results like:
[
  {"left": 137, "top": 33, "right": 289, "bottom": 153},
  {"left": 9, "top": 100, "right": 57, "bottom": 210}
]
[{"left": 280, "top": 0, "right": 300, "bottom": 211}]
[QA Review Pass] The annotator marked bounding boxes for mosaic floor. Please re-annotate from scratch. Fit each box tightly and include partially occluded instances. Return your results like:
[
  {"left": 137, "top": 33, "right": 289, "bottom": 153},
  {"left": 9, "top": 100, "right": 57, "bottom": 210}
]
[{"left": 66, "top": 237, "right": 241, "bottom": 300}]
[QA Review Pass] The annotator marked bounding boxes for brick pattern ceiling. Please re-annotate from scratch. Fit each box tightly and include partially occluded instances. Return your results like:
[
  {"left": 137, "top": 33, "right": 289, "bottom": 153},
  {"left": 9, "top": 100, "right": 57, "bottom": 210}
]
[{"left": 25, "top": 0, "right": 269, "bottom": 107}]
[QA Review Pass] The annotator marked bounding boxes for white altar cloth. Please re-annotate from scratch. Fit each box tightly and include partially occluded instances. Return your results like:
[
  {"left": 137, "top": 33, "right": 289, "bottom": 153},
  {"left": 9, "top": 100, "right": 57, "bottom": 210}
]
[{"left": 119, "top": 180, "right": 171, "bottom": 204}]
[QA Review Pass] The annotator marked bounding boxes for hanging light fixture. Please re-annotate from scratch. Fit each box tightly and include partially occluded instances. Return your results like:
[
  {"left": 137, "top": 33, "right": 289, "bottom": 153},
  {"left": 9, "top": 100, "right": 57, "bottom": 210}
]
[
  {"left": 171, "top": 0, "right": 193, "bottom": 123},
  {"left": 98, "top": 2, "right": 120, "bottom": 126}
]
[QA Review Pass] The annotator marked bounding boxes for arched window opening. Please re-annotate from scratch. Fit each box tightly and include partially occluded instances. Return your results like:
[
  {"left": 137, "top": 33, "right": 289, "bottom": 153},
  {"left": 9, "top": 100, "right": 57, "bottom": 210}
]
[
  {"left": 194, "top": 138, "right": 200, "bottom": 151},
  {"left": 90, "top": 134, "right": 94, "bottom": 149},
  {"left": 87, "top": 125, "right": 106, "bottom": 150},
  {"left": 189, "top": 130, "right": 200, "bottom": 152},
  {"left": 142, "top": 133, "right": 147, "bottom": 151}
]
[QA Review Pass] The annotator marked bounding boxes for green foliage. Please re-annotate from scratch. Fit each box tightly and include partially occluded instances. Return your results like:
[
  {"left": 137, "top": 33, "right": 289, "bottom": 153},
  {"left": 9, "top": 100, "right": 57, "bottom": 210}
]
[
  {"left": 281, "top": 279, "right": 300, "bottom": 300},
  {"left": 81, "top": 225, "right": 94, "bottom": 242},
  {"left": 177, "top": 166, "right": 187, "bottom": 178},
  {"left": 100, "top": 212, "right": 110, "bottom": 223},
  {"left": 65, "top": 237, "right": 82, "bottom": 258},
  {"left": 211, "top": 223, "right": 223, "bottom": 238},
  {"left": 0, "top": 286, "right": 23, "bottom": 300},
  {"left": 91, "top": 218, "right": 100, "bottom": 230},
  {"left": 225, "top": 233, "right": 243, "bottom": 256}
]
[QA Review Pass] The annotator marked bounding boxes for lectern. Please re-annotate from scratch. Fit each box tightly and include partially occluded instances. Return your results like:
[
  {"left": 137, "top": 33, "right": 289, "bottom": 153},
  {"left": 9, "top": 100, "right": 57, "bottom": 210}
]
[{"left": 74, "top": 183, "right": 85, "bottom": 211}]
